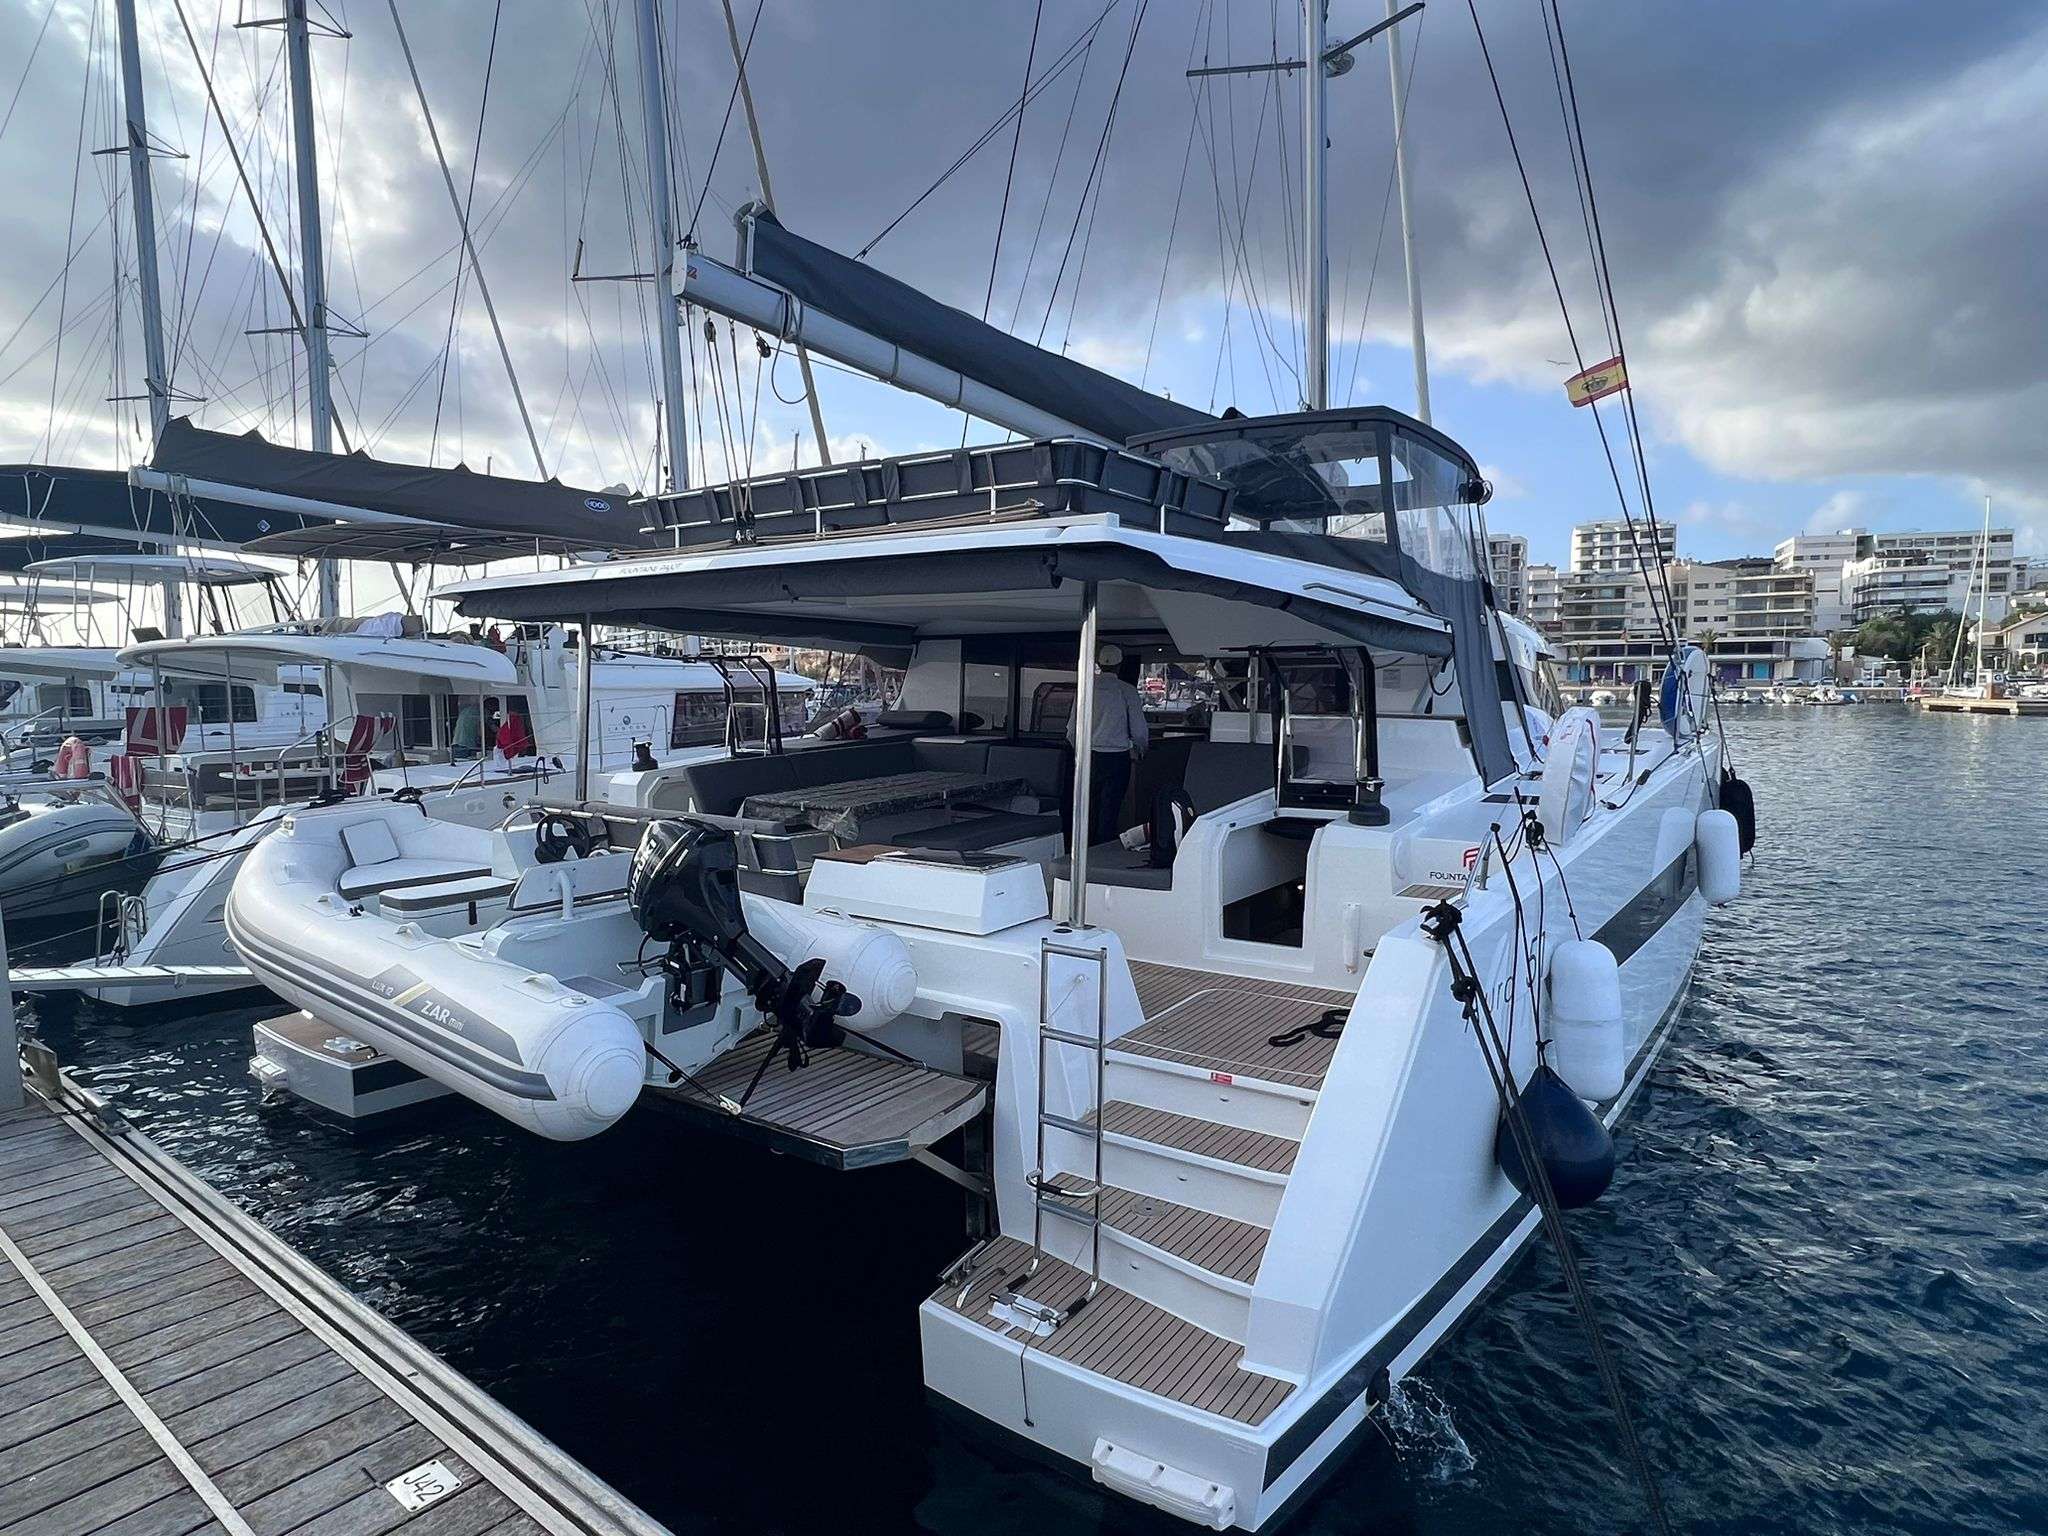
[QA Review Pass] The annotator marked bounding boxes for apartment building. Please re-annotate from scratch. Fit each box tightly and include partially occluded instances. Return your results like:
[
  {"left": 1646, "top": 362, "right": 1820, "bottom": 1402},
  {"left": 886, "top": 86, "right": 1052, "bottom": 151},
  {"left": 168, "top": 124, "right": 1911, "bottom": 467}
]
[
  {"left": 1486, "top": 533, "right": 1529, "bottom": 615},
  {"left": 1526, "top": 562, "right": 1560, "bottom": 634},
  {"left": 1775, "top": 525, "right": 2014, "bottom": 630},
  {"left": 1569, "top": 518, "right": 1676, "bottom": 575}
]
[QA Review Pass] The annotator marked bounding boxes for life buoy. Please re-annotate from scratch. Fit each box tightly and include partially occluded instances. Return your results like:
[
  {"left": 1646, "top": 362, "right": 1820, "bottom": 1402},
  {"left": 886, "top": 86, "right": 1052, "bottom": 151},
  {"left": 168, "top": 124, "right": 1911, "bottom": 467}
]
[{"left": 53, "top": 736, "right": 91, "bottom": 779}]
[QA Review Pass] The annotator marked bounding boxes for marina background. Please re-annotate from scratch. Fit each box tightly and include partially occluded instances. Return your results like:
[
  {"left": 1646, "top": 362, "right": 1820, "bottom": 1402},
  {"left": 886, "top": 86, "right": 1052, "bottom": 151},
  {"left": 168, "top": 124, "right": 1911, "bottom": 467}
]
[{"left": 22, "top": 701, "right": 2045, "bottom": 1536}]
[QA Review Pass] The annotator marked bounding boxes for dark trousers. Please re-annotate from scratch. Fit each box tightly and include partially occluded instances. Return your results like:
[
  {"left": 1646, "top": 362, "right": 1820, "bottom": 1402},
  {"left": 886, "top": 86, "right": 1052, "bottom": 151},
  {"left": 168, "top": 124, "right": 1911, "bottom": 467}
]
[{"left": 1088, "top": 750, "right": 1132, "bottom": 845}]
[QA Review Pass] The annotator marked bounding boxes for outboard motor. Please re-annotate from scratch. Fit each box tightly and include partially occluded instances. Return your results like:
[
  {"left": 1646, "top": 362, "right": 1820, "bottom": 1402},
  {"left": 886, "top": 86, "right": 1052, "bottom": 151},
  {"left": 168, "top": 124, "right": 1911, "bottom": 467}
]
[{"left": 629, "top": 819, "right": 860, "bottom": 1097}]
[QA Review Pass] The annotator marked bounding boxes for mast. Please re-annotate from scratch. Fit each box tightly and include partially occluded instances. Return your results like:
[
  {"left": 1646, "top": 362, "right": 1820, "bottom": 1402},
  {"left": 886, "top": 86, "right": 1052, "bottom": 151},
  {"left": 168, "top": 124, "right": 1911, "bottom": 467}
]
[
  {"left": 1383, "top": 0, "right": 1431, "bottom": 423},
  {"left": 283, "top": 0, "right": 339, "bottom": 616},
  {"left": 112, "top": 0, "right": 170, "bottom": 446},
  {"left": 112, "top": 0, "right": 182, "bottom": 638},
  {"left": 636, "top": 0, "right": 691, "bottom": 493},
  {"left": 1973, "top": 494, "right": 1993, "bottom": 685},
  {"left": 1304, "top": 0, "right": 1329, "bottom": 409}
]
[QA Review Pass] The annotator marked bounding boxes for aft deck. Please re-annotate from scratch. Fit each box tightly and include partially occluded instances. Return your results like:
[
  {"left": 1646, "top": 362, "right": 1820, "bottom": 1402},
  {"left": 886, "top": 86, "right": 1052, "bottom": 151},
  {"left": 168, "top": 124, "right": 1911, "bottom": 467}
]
[
  {"left": 1120, "top": 960, "right": 1356, "bottom": 1092},
  {"left": 932, "top": 1235, "right": 1294, "bottom": 1427}
]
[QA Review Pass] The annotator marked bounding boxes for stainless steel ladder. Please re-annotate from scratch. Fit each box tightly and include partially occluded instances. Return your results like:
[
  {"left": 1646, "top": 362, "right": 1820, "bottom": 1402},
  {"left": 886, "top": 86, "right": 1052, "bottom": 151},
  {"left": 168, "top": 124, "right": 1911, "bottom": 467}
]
[{"left": 1002, "top": 937, "right": 1110, "bottom": 1326}]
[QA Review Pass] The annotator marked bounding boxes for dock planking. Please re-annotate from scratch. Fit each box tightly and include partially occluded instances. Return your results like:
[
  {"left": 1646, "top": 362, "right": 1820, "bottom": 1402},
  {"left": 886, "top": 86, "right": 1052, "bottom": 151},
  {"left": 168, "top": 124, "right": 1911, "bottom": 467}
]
[{"left": 0, "top": 1092, "right": 667, "bottom": 1536}]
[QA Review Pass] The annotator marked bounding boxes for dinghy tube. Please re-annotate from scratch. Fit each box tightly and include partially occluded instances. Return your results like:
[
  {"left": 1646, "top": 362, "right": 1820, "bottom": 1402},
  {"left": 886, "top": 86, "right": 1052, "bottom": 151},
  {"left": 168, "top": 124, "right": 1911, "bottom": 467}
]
[{"left": 226, "top": 818, "right": 644, "bottom": 1141}]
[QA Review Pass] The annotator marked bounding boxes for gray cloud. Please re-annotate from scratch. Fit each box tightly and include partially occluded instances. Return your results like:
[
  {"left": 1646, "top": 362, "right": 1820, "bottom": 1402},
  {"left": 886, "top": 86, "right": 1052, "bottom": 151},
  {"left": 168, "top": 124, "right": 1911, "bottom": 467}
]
[{"left": 2, "top": 0, "right": 2043, "bottom": 545}]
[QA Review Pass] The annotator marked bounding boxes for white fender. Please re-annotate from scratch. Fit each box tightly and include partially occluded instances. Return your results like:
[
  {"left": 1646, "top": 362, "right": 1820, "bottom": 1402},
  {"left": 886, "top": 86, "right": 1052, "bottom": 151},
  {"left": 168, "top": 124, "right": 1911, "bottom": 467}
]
[
  {"left": 1539, "top": 710, "right": 1599, "bottom": 847},
  {"left": 1545, "top": 939, "right": 1625, "bottom": 1102},
  {"left": 1695, "top": 808, "right": 1741, "bottom": 906},
  {"left": 742, "top": 894, "right": 918, "bottom": 1031}
]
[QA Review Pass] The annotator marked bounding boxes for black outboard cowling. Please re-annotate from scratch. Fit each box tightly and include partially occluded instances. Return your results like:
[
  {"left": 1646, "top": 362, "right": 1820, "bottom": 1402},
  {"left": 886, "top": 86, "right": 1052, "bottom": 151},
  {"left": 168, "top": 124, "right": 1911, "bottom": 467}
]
[
  {"left": 630, "top": 819, "right": 858, "bottom": 1094},
  {"left": 1495, "top": 1065, "right": 1616, "bottom": 1209}
]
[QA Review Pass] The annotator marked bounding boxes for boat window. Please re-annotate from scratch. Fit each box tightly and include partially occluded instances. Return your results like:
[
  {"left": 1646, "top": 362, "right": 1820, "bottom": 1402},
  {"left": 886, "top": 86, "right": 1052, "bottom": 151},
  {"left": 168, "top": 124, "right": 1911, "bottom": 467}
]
[
  {"left": 0, "top": 680, "right": 19, "bottom": 710},
  {"left": 283, "top": 681, "right": 323, "bottom": 697},
  {"left": 670, "top": 690, "right": 728, "bottom": 749},
  {"left": 1389, "top": 432, "right": 1478, "bottom": 578},
  {"left": 396, "top": 694, "right": 433, "bottom": 749},
  {"left": 35, "top": 684, "right": 93, "bottom": 714},
  {"left": 1018, "top": 636, "right": 1080, "bottom": 738},
  {"left": 1152, "top": 422, "right": 1389, "bottom": 538},
  {"left": 1267, "top": 651, "right": 1363, "bottom": 810},
  {"left": 186, "top": 683, "right": 258, "bottom": 724},
  {"left": 1530, "top": 656, "right": 1565, "bottom": 717},
  {"left": 961, "top": 660, "right": 1012, "bottom": 735}
]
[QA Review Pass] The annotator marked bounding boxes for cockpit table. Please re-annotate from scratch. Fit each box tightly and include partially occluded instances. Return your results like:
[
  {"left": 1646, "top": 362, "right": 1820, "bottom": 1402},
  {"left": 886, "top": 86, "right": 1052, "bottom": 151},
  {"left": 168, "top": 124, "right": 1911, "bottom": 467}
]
[{"left": 740, "top": 769, "right": 1032, "bottom": 842}]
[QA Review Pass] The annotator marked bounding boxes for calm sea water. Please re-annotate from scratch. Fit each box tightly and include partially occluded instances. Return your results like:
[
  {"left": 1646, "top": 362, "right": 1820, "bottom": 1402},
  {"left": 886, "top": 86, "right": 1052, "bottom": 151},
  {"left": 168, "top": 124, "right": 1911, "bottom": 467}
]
[{"left": 22, "top": 705, "right": 2048, "bottom": 1536}]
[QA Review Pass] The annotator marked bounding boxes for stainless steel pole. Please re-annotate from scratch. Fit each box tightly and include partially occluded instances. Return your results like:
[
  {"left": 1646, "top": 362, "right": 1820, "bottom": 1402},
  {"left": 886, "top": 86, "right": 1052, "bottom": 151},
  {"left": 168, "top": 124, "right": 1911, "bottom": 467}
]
[
  {"left": 1067, "top": 584, "right": 1099, "bottom": 927},
  {"left": 635, "top": 0, "right": 692, "bottom": 492},
  {"left": 575, "top": 617, "right": 595, "bottom": 802},
  {"left": 284, "top": 0, "right": 340, "bottom": 614},
  {"left": 1385, "top": 0, "right": 1431, "bottom": 423}
]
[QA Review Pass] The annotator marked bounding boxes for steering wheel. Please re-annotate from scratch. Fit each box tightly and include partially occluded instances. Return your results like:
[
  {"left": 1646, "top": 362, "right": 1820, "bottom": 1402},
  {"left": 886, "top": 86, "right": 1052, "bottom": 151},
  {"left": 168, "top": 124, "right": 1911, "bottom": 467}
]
[{"left": 533, "top": 811, "right": 593, "bottom": 864}]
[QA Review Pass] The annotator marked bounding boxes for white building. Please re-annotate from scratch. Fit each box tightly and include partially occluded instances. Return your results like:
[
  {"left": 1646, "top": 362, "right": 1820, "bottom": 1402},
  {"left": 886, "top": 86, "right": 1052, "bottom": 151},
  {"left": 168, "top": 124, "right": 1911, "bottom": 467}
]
[
  {"left": 1526, "top": 562, "right": 1560, "bottom": 635},
  {"left": 1778, "top": 525, "right": 2015, "bottom": 630},
  {"left": 1486, "top": 533, "right": 1528, "bottom": 615},
  {"left": 1570, "top": 518, "right": 1676, "bottom": 575}
]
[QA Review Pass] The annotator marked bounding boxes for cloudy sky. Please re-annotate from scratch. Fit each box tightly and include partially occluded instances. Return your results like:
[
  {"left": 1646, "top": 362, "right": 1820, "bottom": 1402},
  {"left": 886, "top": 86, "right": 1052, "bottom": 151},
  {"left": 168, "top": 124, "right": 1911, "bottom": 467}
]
[{"left": 2, "top": 0, "right": 2044, "bottom": 584}]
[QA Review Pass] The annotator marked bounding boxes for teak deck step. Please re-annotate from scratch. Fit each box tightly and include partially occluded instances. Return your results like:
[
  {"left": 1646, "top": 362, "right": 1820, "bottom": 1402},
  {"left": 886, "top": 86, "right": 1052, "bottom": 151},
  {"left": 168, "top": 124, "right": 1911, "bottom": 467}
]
[
  {"left": 1044, "top": 1175, "right": 1269, "bottom": 1284},
  {"left": 1121, "top": 960, "right": 1354, "bottom": 1091},
  {"left": 658, "top": 1031, "right": 988, "bottom": 1170},
  {"left": 936, "top": 1236, "right": 1293, "bottom": 1427},
  {"left": 1086, "top": 1101, "right": 1300, "bottom": 1177}
]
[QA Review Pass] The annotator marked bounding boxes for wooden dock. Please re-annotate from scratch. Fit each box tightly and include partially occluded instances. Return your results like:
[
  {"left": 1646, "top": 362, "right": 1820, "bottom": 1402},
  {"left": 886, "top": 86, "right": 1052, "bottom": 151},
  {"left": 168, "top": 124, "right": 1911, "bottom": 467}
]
[
  {"left": 1917, "top": 692, "right": 2048, "bottom": 716},
  {"left": 0, "top": 1069, "right": 671, "bottom": 1536}
]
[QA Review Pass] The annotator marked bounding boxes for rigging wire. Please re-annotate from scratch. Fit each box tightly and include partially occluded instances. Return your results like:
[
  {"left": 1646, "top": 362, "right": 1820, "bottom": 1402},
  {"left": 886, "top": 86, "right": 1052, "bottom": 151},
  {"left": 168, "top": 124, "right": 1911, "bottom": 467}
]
[
  {"left": 682, "top": 0, "right": 764, "bottom": 244},
  {"left": 1462, "top": 0, "right": 1677, "bottom": 662},
  {"left": 957, "top": 0, "right": 1046, "bottom": 447},
  {"left": 428, "top": 0, "right": 504, "bottom": 467},
  {"left": 858, "top": 0, "right": 1121, "bottom": 263}
]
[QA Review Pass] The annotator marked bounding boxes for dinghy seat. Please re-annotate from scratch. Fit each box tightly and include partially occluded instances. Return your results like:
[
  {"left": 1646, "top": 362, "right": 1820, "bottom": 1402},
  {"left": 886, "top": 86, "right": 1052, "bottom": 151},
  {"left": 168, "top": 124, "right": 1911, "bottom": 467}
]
[
  {"left": 338, "top": 858, "right": 497, "bottom": 902},
  {"left": 380, "top": 872, "right": 519, "bottom": 917},
  {"left": 336, "top": 818, "right": 493, "bottom": 901}
]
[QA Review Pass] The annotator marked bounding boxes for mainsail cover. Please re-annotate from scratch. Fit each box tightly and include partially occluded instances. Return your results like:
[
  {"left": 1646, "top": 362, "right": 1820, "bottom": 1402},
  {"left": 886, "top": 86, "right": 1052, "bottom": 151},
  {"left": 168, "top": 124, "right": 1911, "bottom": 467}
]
[
  {"left": 148, "top": 418, "right": 658, "bottom": 550},
  {"left": 1, "top": 461, "right": 321, "bottom": 547},
  {"left": 746, "top": 212, "right": 1214, "bottom": 447}
]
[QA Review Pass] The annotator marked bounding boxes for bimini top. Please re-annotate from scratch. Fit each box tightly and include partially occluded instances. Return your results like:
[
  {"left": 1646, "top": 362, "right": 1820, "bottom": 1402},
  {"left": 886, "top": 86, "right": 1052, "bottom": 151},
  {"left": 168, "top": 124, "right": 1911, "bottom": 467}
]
[
  {"left": 0, "top": 580, "right": 118, "bottom": 608},
  {"left": 120, "top": 625, "right": 519, "bottom": 691},
  {"left": 27, "top": 552, "right": 282, "bottom": 588},
  {"left": 451, "top": 408, "right": 1520, "bottom": 783},
  {"left": 435, "top": 510, "right": 1450, "bottom": 658},
  {"left": 0, "top": 645, "right": 125, "bottom": 682}
]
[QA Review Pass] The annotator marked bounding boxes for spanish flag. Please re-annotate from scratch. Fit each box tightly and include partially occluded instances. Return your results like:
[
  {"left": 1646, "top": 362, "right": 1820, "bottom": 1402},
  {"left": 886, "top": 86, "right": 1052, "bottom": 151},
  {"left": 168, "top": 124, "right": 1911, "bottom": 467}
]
[{"left": 1564, "top": 355, "right": 1628, "bottom": 407}]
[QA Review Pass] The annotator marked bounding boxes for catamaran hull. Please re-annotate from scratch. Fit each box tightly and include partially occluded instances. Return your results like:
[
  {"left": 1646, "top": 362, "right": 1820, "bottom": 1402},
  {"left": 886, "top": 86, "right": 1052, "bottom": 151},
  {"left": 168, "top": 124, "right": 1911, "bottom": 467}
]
[{"left": 921, "top": 751, "right": 1715, "bottom": 1531}]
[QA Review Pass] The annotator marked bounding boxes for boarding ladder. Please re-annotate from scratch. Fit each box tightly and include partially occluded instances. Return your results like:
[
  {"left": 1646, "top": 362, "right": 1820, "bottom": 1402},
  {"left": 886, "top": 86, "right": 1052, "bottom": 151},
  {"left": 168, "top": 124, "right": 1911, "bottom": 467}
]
[{"left": 1002, "top": 937, "right": 1110, "bottom": 1328}]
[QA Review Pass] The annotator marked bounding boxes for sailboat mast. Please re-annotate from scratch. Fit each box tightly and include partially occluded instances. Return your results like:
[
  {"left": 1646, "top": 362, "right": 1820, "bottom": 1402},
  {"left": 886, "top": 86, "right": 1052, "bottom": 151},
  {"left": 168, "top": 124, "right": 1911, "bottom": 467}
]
[
  {"left": 1304, "top": 1, "right": 1329, "bottom": 409},
  {"left": 283, "top": 0, "right": 339, "bottom": 615},
  {"left": 112, "top": 0, "right": 182, "bottom": 639},
  {"left": 112, "top": 0, "right": 170, "bottom": 447},
  {"left": 1383, "top": 0, "right": 1430, "bottom": 424},
  {"left": 637, "top": 0, "right": 691, "bottom": 493},
  {"left": 1974, "top": 494, "right": 1992, "bottom": 685}
]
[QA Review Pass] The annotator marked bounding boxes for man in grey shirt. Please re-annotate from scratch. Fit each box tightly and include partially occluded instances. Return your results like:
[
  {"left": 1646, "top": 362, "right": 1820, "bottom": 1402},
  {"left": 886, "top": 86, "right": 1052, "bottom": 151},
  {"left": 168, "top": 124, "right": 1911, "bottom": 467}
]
[{"left": 1067, "top": 643, "right": 1149, "bottom": 843}]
